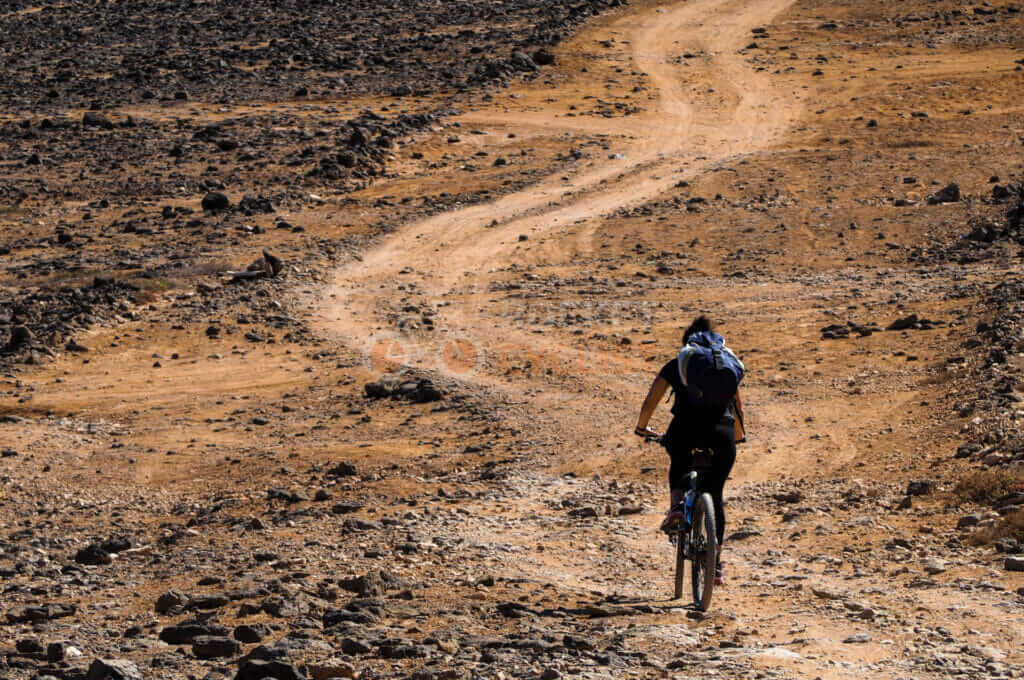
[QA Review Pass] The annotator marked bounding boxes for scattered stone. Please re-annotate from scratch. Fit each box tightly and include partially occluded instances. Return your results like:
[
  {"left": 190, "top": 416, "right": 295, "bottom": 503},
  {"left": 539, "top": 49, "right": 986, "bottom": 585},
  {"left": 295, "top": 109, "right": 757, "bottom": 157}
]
[
  {"left": 928, "top": 183, "right": 960, "bottom": 204},
  {"left": 202, "top": 191, "right": 231, "bottom": 212},
  {"left": 364, "top": 381, "right": 391, "bottom": 398},
  {"left": 886, "top": 314, "right": 919, "bottom": 331},
  {"left": 339, "top": 638, "right": 373, "bottom": 655},
  {"left": 6, "top": 603, "right": 76, "bottom": 623},
  {"left": 190, "top": 594, "right": 230, "bottom": 610},
  {"left": 16, "top": 638, "right": 43, "bottom": 654},
  {"left": 47, "top": 641, "right": 70, "bottom": 662},
  {"left": 727, "top": 527, "right": 762, "bottom": 540},
  {"left": 4, "top": 326, "right": 33, "bottom": 352},
  {"left": 82, "top": 112, "right": 115, "bottom": 130},
  {"left": 234, "top": 623, "right": 270, "bottom": 644},
  {"left": 957, "top": 513, "right": 982, "bottom": 528},
  {"left": 86, "top": 658, "right": 143, "bottom": 680},
  {"left": 193, "top": 635, "right": 242, "bottom": 659},
  {"left": 155, "top": 589, "right": 190, "bottom": 614},
  {"left": 906, "top": 479, "right": 934, "bottom": 496},
  {"left": 306, "top": 659, "right": 356, "bottom": 680},
  {"left": 235, "top": 659, "right": 307, "bottom": 680},
  {"left": 338, "top": 572, "right": 384, "bottom": 596},
  {"left": 328, "top": 461, "right": 357, "bottom": 477},
  {"left": 772, "top": 490, "right": 804, "bottom": 503},
  {"left": 160, "top": 622, "right": 228, "bottom": 645},
  {"left": 533, "top": 49, "right": 555, "bottom": 66},
  {"left": 811, "top": 586, "right": 844, "bottom": 600}
]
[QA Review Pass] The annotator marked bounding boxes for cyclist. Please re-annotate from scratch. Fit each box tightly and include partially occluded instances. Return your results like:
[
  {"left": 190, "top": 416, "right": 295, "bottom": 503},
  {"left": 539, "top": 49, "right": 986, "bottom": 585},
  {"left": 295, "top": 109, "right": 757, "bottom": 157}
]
[{"left": 634, "top": 315, "right": 744, "bottom": 585}]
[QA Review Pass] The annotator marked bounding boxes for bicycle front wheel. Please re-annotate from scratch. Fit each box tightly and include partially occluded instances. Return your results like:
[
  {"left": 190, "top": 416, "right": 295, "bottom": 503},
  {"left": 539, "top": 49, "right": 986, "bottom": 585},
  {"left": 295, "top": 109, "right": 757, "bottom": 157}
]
[{"left": 690, "top": 492, "right": 717, "bottom": 611}]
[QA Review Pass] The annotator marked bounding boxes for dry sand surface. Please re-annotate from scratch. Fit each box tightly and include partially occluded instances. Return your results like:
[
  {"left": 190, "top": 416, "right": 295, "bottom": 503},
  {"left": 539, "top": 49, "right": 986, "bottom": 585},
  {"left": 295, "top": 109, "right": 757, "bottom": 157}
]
[{"left": 2, "top": 0, "right": 1024, "bottom": 679}]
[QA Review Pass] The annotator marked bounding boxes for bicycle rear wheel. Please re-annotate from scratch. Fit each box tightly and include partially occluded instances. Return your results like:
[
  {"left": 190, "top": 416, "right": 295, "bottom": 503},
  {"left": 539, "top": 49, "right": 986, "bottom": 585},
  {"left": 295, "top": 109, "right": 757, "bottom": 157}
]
[
  {"left": 690, "top": 492, "right": 717, "bottom": 611},
  {"left": 673, "top": 524, "right": 686, "bottom": 599}
]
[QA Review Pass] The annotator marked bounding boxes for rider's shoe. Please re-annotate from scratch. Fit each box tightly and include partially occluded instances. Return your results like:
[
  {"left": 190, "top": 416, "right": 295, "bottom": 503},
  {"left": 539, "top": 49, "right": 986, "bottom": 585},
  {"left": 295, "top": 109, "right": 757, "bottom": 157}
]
[
  {"left": 660, "top": 504, "right": 685, "bottom": 532},
  {"left": 714, "top": 562, "right": 725, "bottom": 586}
]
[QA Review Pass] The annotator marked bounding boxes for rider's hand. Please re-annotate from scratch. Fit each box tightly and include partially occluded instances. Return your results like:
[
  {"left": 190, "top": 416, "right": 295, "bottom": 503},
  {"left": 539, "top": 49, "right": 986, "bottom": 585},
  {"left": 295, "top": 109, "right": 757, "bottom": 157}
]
[{"left": 634, "top": 426, "right": 660, "bottom": 440}]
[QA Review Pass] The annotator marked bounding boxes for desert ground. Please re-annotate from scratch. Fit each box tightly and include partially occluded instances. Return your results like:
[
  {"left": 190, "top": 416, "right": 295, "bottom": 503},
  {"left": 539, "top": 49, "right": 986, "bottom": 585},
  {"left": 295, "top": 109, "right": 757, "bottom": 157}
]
[{"left": 2, "top": 0, "right": 1023, "bottom": 679}]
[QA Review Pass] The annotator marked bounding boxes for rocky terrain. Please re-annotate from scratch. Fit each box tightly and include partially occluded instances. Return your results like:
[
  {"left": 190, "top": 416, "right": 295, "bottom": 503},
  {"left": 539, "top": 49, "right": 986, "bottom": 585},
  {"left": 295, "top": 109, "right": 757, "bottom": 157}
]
[{"left": 2, "top": 0, "right": 1023, "bottom": 679}]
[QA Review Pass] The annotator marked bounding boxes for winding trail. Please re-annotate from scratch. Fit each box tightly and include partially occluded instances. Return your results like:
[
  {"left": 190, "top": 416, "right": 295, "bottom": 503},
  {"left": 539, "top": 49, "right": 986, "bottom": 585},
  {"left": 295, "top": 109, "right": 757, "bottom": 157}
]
[
  {"left": 319, "top": 0, "right": 799, "bottom": 360},
  {"left": 316, "top": 0, "right": 804, "bottom": 622}
]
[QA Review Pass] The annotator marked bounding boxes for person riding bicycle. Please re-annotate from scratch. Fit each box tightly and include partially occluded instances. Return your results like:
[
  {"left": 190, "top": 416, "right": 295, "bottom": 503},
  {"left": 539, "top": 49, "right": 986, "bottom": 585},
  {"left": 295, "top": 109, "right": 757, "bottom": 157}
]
[{"left": 633, "top": 315, "right": 745, "bottom": 586}]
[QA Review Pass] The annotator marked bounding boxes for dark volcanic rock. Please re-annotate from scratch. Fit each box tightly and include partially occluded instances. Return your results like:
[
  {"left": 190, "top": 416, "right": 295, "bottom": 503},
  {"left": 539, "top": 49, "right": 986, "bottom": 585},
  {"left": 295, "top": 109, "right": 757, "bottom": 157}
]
[
  {"left": 906, "top": 479, "right": 934, "bottom": 496},
  {"left": 86, "top": 658, "right": 142, "bottom": 680},
  {"left": 886, "top": 314, "right": 919, "bottom": 331},
  {"left": 82, "top": 112, "right": 115, "bottom": 130},
  {"left": 238, "top": 195, "right": 275, "bottom": 214},
  {"left": 160, "top": 622, "right": 229, "bottom": 645},
  {"left": 189, "top": 594, "right": 230, "bottom": 611},
  {"left": 234, "top": 623, "right": 270, "bottom": 644},
  {"left": 7, "top": 603, "right": 76, "bottom": 623},
  {"left": 16, "top": 638, "right": 43, "bottom": 654},
  {"left": 338, "top": 572, "right": 385, "bottom": 596},
  {"left": 928, "top": 183, "right": 960, "bottom": 204},
  {"left": 533, "top": 48, "right": 556, "bottom": 65},
  {"left": 364, "top": 381, "right": 391, "bottom": 398},
  {"left": 340, "top": 637, "right": 373, "bottom": 655},
  {"left": 235, "top": 659, "right": 307, "bottom": 680},
  {"left": 1, "top": 278, "right": 138, "bottom": 366},
  {"left": 202, "top": 191, "right": 231, "bottom": 212},
  {"left": 155, "top": 589, "right": 190, "bottom": 614},
  {"left": 328, "top": 461, "right": 357, "bottom": 477},
  {"left": 75, "top": 543, "right": 112, "bottom": 565},
  {"left": 5, "top": 326, "right": 33, "bottom": 352},
  {"left": 193, "top": 635, "right": 241, "bottom": 659}
]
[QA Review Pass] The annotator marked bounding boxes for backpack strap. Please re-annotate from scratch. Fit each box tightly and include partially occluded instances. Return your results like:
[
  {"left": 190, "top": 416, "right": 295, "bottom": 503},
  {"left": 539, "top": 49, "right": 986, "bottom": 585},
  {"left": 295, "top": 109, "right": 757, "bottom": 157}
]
[
  {"left": 677, "top": 346, "right": 695, "bottom": 387},
  {"left": 721, "top": 344, "right": 745, "bottom": 371}
]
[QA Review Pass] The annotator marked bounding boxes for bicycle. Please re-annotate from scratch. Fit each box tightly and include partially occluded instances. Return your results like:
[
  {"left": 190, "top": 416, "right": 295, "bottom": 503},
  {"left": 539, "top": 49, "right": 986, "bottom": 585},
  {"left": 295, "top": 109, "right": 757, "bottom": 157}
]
[{"left": 642, "top": 432, "right": 718, "bottom": 611}]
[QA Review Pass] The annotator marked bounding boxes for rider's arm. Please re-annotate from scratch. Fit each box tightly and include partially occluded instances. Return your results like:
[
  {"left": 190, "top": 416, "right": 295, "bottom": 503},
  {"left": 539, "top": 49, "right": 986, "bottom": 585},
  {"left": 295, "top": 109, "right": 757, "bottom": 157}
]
[
  {"left": 733, "top": 388, "right": 746, "bottom": 443},
  {"left": 635, "top": 375, "right": 670, "bottom": 434}
]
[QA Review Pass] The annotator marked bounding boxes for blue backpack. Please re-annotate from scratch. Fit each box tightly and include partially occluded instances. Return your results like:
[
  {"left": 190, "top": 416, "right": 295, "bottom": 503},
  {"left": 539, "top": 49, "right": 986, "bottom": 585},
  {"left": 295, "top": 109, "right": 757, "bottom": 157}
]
[{"left": 678, "top": 331, "right": 744, "bottom": 411}]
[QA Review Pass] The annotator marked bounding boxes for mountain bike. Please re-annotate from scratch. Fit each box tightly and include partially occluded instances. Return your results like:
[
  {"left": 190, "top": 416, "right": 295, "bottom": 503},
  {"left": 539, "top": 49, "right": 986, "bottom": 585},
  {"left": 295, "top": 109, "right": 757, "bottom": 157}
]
[{"left": 643, "top": 433, "right": 718, "bottom": 611}]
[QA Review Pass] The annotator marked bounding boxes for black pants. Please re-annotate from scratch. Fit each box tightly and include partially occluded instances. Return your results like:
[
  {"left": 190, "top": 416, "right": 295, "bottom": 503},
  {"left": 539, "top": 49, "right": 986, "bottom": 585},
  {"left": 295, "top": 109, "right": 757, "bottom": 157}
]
[{"left": 664, "top": 418, "right": 736, "bottom": 546}]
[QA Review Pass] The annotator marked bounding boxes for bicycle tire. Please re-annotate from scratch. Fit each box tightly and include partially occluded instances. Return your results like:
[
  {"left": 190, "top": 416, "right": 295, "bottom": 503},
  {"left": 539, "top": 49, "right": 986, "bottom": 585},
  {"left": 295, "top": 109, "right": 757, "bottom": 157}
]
[
  {"left": 673, "top": 524, "right": 686, "bottom": 599},
  {"left": 690, "top": 492, "right": 717, "bottom": 611}
]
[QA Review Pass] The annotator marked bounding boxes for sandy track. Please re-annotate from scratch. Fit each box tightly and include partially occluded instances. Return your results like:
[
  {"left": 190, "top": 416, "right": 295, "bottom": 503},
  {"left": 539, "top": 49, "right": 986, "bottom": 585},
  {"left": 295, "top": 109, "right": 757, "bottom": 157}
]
[
  {"left": 316, "top": 0, "right": 801, "bottom": 577},
  {"left": 317, "top": 0, "right": 808, "bottom": 649},
  {"left": 317, "top": 0, "right": 805, "bottom": 489},
  {"left": 321, "top": 0, "right": 798, "bottom": 334}
]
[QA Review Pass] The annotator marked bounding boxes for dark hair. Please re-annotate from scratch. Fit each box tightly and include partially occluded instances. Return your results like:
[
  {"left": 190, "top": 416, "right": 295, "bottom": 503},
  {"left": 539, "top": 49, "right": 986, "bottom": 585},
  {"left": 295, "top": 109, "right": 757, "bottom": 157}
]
[{"left": 682, "top": 315, "right": 712, "bottom": 344}]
